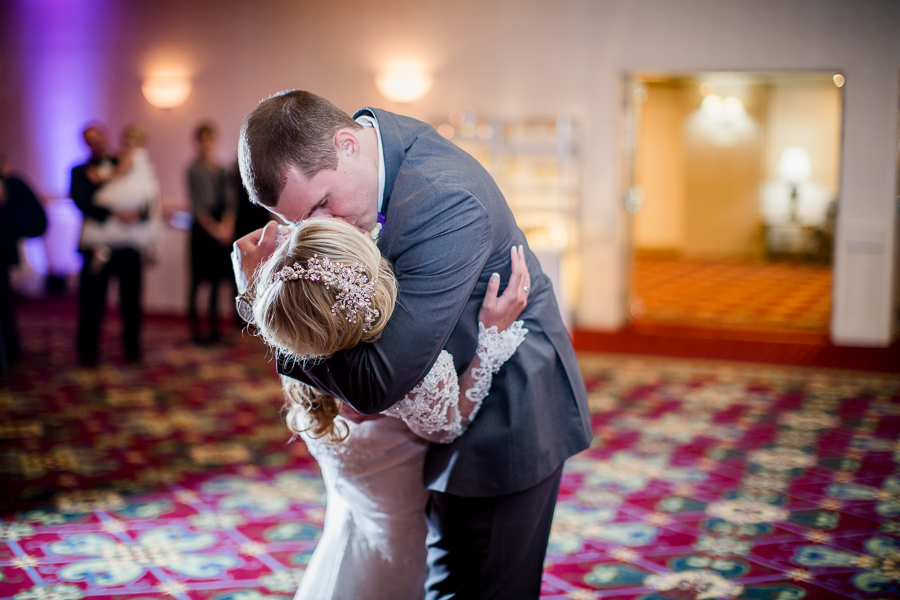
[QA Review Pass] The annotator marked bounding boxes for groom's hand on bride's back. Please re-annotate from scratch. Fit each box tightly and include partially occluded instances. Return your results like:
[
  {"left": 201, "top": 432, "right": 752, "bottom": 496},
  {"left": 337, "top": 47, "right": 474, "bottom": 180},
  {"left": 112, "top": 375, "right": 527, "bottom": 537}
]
[{"left": 232, "top": 220, "right": 280, "bottom": 294}]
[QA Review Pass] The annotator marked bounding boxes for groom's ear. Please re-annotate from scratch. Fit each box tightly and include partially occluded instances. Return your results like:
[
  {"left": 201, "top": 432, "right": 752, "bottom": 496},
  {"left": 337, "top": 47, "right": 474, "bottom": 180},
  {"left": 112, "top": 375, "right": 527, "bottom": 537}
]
[{"left": 333, "top": 129, "right": 359, "bottom": 158}]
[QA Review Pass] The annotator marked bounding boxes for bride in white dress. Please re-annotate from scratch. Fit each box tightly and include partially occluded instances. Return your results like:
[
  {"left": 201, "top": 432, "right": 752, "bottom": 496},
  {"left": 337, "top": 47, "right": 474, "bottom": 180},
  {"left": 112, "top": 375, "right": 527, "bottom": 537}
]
[{"left": 250, "top": 218, "right": 531, "bottom": 600}]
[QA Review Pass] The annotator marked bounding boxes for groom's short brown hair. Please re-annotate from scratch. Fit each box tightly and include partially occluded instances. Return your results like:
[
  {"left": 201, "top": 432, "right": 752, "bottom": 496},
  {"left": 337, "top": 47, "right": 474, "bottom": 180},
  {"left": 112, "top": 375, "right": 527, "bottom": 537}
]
[{"left": 238, "top": 90, "right": 362, "bottom": 208}]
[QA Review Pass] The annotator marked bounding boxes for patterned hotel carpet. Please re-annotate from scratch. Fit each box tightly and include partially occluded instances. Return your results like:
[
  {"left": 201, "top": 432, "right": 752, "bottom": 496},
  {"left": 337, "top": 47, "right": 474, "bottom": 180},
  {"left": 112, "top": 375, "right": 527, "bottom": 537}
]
[{"left": 2, "top": 299, "right": 900, "bottom": 600}]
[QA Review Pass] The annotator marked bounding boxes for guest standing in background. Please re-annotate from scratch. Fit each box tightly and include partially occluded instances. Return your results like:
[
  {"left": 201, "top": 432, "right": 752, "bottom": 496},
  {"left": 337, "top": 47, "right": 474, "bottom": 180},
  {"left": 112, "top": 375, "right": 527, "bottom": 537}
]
[
  {"left": 187, "top": 122, "right": 236, "bottom": 344},
  {"left": 0, "top": 155, "right": 47, "bottom": 371},
  {"left": 71, "top": 123, "right": 149, "bottom": 367},
  {"left": 79, "top": 124, "right": 160, "bottom": 259}
]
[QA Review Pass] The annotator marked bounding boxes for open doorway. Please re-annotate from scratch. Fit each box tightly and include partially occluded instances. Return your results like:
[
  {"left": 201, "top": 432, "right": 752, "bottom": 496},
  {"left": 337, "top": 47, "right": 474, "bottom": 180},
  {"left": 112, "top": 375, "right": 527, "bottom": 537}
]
[{"left": 625, "top": 72, "right": 843, "bottom": 336}]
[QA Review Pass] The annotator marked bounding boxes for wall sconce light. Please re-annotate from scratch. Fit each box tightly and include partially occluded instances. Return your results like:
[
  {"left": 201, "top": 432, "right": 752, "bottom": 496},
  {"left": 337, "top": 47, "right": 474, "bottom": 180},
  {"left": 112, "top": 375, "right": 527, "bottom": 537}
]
[
  {"left": 141, "top": 75, "right": 192, "bottom": 109},
  {"left": 375, "top": 63, "right": 431, "bottom": 103}
]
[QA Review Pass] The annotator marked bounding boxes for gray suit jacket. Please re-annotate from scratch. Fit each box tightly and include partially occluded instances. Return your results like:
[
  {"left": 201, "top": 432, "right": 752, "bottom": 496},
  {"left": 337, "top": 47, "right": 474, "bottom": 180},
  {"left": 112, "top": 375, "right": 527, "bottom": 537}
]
[{"left": 278, "top": 108, "right": 591, "bottom": 497}]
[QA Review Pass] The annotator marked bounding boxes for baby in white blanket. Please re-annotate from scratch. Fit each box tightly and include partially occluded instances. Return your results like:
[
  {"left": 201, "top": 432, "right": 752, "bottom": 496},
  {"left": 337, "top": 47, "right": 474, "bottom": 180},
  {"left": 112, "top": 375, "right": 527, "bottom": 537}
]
[{"left": 80, "top": 124, "right": 160, "bottom": 258}]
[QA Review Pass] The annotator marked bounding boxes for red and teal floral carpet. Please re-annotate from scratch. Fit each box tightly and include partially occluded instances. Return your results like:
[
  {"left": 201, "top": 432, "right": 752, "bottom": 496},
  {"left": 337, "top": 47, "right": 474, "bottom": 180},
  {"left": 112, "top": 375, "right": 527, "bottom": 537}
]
[{"left": 2, "top": 298, "right": 899, "bottom": 599}]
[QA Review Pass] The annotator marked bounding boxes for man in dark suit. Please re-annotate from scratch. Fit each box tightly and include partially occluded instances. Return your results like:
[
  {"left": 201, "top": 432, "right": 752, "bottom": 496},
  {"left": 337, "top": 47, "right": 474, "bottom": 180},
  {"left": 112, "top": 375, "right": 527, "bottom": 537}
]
[
  {"left": 70, "top": 124, "right": 144, "bottom": 366},
  {"left": 0, "top": 155, "right": 47, "bottom": 369},
  {"left": 233, "top": 90, "right": 591, "bottom": 599}
]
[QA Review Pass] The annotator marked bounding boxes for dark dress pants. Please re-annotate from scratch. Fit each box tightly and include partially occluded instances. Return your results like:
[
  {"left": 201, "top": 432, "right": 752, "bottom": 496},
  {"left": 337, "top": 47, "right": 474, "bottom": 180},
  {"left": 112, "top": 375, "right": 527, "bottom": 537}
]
[
  {"left": 188, "top": 275, "right": 223, "bottom": 342},
  {"left": 77, "top": 248, "right": 142, "bottom": 365},
  {"left": 424, "top": 463, "right": 564, "bottom": 599}
]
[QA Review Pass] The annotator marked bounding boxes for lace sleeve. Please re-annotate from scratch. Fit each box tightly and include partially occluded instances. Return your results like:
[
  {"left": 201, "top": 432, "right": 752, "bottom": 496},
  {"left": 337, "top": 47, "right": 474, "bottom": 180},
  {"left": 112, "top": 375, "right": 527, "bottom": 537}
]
[
  {"left": 382, "top": 321, "right": 528, "bottom": 444},
  {"left": 382, "top": 351, "right": 461, "bottom": 443},
  {"left": 464, "top": 320, "right": 528, "bottom": 424}
]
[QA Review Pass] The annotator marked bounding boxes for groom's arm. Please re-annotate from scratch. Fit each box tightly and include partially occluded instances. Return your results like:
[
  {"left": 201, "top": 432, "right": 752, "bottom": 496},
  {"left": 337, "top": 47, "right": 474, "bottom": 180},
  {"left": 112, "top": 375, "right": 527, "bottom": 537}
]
[{"left": 277, "top": 185, "right": 492, "bottom": 415}]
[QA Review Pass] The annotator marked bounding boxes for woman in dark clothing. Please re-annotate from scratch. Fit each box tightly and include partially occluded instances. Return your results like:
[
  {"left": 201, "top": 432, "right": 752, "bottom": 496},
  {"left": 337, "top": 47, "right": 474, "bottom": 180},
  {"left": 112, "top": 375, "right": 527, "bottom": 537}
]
[{"left": 187, "top": 122, "right": 236, "bottom": 343}]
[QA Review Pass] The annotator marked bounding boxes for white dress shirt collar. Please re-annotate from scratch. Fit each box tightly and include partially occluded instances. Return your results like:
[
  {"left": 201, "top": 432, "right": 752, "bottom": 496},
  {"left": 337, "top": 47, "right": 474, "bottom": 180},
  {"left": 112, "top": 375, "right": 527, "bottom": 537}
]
[{"left": 354, "top": 114, "right": 385, "bottom": 214}]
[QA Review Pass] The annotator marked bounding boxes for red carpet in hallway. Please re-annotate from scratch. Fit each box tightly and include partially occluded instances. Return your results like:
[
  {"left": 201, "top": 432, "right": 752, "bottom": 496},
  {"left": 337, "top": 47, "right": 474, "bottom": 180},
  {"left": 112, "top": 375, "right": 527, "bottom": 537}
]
[
  {"left": 575, "top": 257, "right": 900, "bottom": 373},
  {"left": 630, "top": 257, "right": 832, "bottom": 335},
  {"left": 573, "top": 325, "right": 900, "bottom": 374}
]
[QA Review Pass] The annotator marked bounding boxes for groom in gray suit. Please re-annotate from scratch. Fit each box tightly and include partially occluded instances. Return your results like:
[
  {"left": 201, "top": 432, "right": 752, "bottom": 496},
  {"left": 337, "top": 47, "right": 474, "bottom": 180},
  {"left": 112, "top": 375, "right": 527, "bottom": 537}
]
[{"left": 233, "top": 90, "right": 591, "bottom": 599}]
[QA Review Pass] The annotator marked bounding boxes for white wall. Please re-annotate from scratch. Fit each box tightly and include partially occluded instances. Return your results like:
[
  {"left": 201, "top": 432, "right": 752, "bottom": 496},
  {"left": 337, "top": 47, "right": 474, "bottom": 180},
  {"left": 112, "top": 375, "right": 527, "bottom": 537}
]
[{"left": 2, "top": 0, "right": 898, "bottom": 345}]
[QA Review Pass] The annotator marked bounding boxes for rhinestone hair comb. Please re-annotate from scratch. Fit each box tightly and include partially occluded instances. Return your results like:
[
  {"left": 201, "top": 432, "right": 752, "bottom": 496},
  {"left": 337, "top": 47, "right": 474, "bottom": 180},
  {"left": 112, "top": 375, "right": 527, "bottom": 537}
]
[{"left": 273, "top": 254, "right": 380, "bottom": 332}]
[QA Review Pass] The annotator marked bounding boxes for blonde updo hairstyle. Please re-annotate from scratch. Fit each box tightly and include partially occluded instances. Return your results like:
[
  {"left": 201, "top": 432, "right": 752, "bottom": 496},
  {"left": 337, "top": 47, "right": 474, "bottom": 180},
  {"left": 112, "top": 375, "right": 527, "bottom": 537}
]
[{"left": 253, "top": 218, "right": 397, "bottom": 441}]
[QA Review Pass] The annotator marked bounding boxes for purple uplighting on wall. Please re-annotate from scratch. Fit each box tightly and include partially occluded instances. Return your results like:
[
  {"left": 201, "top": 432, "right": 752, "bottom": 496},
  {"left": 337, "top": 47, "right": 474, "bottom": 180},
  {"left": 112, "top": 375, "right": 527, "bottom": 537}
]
[{"left": 14, "top": 0, "right": 114, "bottom": 197}]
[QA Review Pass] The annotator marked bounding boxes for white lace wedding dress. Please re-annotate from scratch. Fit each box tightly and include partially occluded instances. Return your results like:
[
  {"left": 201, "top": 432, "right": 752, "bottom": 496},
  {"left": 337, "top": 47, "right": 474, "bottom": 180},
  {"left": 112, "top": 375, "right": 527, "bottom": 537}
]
[{"left": 294, "top": 322, "right": 528, "bottom": 600}]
